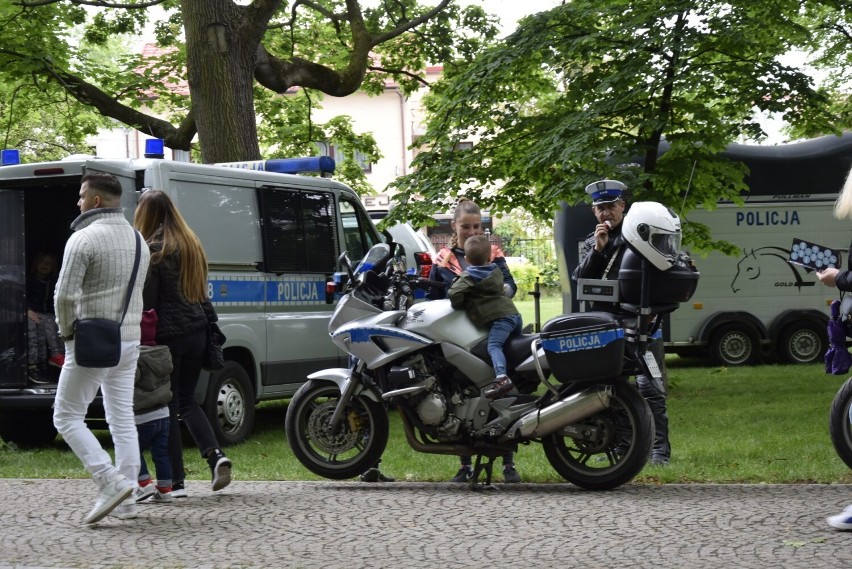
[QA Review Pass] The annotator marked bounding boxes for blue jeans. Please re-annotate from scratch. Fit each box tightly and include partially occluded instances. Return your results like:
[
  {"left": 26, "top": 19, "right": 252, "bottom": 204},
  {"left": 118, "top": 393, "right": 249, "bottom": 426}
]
[
  {"left": 487, "top": 314, "right": 523, "bottom": 377},
  {"left": 137, "top": 416, "right": 172, "bottom": 487}
]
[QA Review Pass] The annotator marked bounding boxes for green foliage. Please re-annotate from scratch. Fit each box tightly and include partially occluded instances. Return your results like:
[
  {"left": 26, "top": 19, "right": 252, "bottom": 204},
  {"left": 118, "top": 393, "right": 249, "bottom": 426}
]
[
  {"left": 387, "top": 0, "right": 837, "bottom": 254},
  {"left": 2, "top": 1, "right": 499, "bottom": 163},
  {"left": 538, "top": 261, "right": 560, "bottom": 289},
  {"left": 507, "top": 261, "right": 540, "bottom": 301}
]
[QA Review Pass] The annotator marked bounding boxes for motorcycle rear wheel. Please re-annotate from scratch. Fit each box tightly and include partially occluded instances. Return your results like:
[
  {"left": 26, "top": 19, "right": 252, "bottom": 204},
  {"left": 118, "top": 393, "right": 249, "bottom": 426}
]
[
  {"left": 542, "top": 380, "right": 653, "bottom": 490},
  {"left": 829, "top": 376, "right": 852, "bottom": 470},
  {"left": 285, "top": 379, "right": 389, "bottom": 480}
]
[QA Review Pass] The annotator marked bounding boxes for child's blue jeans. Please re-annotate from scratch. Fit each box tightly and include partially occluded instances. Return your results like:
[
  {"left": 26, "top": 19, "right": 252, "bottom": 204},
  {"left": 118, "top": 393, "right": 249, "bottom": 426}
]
[
  {"left": 488, "top": 314, "right": 523, "bottom": 377},
  {"left": 137, "top": 416, "right": 172, "bottom": 487}
]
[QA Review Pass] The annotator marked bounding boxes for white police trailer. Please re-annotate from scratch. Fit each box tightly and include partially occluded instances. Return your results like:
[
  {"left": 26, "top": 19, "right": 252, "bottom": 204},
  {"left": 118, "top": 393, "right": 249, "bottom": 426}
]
[
  {"left": 0, "top": 145, "right": 383, "bottom": 445},
  {"left": 556, "top": 133, "right": 852, "bottom": 366}
]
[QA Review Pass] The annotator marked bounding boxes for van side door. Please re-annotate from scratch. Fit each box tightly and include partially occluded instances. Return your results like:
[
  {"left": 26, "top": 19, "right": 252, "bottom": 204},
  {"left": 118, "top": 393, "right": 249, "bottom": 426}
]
[{"left": 256, "top": 185, "right": 343, "bottom": 393}]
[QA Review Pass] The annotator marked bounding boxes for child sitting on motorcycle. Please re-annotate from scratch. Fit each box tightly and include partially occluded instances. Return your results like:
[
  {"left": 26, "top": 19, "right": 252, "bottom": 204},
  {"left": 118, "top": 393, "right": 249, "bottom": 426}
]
[{"left": 448, "top": 235, "right": 523, "bottom": 399}]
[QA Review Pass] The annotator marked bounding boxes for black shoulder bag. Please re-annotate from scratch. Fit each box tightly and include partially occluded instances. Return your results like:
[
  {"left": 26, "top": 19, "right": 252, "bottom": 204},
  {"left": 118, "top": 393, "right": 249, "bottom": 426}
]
[{"left": 73, "top": 231, "right": 142, "bottom": 368}]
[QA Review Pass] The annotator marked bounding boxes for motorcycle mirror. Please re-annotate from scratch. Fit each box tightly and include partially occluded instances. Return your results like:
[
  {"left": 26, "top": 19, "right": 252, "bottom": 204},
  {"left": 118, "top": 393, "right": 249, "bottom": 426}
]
[{"left": 338, "top": 250, "right": 356, "bottom": 284}]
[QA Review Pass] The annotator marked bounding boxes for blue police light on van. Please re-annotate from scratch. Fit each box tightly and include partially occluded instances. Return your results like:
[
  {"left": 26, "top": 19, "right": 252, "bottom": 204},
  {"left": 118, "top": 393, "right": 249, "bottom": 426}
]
[
  {"left": 215, "top": 156, "right": 336, "bottom": 177},
  {"left": 144, "top": 138, "right": 165, "bottom": 159},
  {"left": 1, "top": 149, "right": 20, "bottom": 166}
]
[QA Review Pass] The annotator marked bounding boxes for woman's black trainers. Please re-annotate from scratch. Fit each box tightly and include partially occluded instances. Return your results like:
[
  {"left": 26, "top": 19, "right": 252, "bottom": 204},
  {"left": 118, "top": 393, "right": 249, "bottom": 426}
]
[
  {"left": 450, "top": 466, "right": 473, "bottom": 483},
  {"left": 208, "top": 449, "right": 232, "bottom": 491}
]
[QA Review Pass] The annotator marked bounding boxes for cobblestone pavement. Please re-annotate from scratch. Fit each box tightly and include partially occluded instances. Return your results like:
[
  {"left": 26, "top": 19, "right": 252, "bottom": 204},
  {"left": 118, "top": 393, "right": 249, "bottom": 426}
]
[{"left": 1, "top": 479, "right": 851, "bottom": 569}]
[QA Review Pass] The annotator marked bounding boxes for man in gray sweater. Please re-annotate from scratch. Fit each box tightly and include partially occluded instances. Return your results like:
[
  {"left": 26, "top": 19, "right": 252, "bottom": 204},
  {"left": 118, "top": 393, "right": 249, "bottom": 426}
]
[{"left": 52, "top": 171, "right": 150, "bottom": 524}]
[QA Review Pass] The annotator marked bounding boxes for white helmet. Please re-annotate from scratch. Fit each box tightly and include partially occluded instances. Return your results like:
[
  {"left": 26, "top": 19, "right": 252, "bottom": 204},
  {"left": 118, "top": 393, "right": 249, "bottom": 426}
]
[{"left": 621, "top": 201, "right": 682, "bottom": 271}]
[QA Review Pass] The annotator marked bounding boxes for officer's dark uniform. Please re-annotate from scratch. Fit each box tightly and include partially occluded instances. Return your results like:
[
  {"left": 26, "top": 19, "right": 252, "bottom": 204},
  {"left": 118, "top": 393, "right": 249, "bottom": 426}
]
[{"left": 571, "top": 181, "right": 671, "bottom": 464}]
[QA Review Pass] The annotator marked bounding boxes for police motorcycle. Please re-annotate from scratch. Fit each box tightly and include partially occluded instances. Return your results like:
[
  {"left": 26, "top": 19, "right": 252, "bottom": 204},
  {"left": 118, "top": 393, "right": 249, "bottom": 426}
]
[{"left": 285, "top": 202, "right": 699, "bottom": 489}]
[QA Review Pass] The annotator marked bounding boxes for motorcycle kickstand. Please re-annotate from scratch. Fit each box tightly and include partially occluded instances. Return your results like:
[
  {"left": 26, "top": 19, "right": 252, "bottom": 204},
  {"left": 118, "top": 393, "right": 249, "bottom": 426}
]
[{"left": 469, "top": 455, "right": 498, "bottom": 492}]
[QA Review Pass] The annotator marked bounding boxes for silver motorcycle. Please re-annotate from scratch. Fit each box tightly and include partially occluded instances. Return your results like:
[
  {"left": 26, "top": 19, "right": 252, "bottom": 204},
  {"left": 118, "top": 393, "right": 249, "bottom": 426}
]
[{"left": 285, "top": 202, "right": 699, "bottom": 489}]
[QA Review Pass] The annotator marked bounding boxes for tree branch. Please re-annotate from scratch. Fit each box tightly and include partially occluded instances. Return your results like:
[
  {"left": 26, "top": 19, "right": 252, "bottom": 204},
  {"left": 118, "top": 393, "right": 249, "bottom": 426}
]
[
  {"left": 28, "top": 57, "right": 196, "bottom": 149},
  {"left": 370, "top": 0, "right": 451, "bottom": 47},
  {"left": 367, "top": 65, "right": 429, "bottom": 87}
]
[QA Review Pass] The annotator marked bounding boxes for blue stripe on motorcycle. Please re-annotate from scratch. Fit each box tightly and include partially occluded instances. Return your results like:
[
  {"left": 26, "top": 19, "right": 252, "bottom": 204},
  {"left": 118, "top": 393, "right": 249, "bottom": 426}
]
[
  {"left": 541, "top": 328, "right": 624, "bottom": 353},
  {"left": 343, "top": 327, "right": 431, "bottom": 345}
]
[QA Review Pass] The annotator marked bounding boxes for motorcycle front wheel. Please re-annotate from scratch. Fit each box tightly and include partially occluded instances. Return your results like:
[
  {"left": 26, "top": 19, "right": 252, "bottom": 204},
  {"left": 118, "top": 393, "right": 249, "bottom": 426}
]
[
  {"left": 542, "top": 380, "right": 653, "bottom": 490},
  {"left": 285, "top": 379, "right": 389, "bottom": 480},
  {"left": 829, "top": 376, "right": 852, "bottom": 470}
]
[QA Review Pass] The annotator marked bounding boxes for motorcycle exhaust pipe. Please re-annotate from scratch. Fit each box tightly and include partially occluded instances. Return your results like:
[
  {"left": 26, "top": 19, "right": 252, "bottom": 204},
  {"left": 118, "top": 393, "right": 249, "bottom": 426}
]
[{"left": 499, "top": 385, "right": 613, "bottom": 442}]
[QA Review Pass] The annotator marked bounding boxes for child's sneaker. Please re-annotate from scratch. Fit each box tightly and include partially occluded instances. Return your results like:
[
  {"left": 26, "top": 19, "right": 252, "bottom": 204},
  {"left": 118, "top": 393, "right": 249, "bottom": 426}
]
[
  {"left": 48, "top": 354, "right": 65, "bottom": 368},
  {"left": 483, "top": 375, "right": 513, "bottom": 399},
  {"left": 151, "top": 486, "right": 174, "bottom": 503},
  {"left": 827, "top": 504, "right": 852, "bottom": 530},
  {"left": 134, "top": 481, "right": 156, "bottom": 503}
]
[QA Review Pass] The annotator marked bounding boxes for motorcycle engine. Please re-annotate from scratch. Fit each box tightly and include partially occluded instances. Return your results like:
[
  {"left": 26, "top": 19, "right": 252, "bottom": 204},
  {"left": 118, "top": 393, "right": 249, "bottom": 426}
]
[
  {"left": 416, "top": 392, "right": 447, "bottom": 425},
  {"left": 393, "top": 355, "right": 462, "bottom": 437}
]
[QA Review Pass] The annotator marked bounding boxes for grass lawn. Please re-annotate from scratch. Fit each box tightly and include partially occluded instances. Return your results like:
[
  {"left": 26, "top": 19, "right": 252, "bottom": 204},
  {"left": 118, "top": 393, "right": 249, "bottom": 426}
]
[{"left": 2, "top": 359, "right": 851, "bottom": 485}]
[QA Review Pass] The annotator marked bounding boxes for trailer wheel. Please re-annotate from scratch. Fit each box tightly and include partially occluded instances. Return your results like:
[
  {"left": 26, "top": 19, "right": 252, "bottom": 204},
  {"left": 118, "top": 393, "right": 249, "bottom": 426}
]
[
  {"left": 710, "top": 323, "right": 759, "bottom": 366},
  {"left": 778, "top": 321, "right": 826, "bottom": 364}
]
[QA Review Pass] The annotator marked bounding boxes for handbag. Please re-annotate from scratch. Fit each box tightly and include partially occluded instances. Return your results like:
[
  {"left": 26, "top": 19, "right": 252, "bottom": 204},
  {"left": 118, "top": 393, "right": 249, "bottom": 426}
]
[
  {"left": 201, "top": 300, "right": 226, "bottom": 371},
  {"left": 73, "top": 231, "right": 142, "bottom": 368},
  {"left": 203, "top": 321, "right": 226, "bottom": 371}
]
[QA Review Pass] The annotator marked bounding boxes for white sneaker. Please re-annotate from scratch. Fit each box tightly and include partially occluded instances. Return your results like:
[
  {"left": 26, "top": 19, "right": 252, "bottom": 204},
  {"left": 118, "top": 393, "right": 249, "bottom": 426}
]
[
  {"left": 151, "top": 488, "right": 173, "bottom": 503},
  {"left": 134, "top": 483, "right": 156, "bottom": 503},
  {"left": 111, "top": 497, "right": 137, "bottom": 520},
  {"left": 827, "top": 504, "right": 852, "bottom": 530},
  {"left": 171, "top": 487, "right": 188, "bottom": 499},
  {"left": 84, "top": 472, "right": 133, "bottom": 524}
]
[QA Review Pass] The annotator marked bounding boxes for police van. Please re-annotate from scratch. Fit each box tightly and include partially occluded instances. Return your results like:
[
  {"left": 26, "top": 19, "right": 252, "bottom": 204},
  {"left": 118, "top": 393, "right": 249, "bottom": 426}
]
[{"left": 0, "top": 147, "right": 385, "bottom": 445}]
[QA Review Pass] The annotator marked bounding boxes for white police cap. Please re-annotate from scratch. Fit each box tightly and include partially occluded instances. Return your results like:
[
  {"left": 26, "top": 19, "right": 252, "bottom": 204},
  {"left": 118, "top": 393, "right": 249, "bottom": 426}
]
[{"left": 585, "top": 179, "right": 627, "bottom": 205}]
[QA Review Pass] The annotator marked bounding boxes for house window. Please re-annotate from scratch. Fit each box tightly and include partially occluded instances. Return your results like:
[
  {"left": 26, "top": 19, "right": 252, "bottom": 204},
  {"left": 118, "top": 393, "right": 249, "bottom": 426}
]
[{"left": 317, "top": 142, "right": 372, "bottom": 173}]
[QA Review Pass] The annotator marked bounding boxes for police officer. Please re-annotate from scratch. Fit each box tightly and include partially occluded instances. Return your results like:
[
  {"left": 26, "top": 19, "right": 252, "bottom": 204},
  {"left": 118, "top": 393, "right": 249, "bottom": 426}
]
[{"left": 571, "top": 179, "right": 671, "bottom": 465}]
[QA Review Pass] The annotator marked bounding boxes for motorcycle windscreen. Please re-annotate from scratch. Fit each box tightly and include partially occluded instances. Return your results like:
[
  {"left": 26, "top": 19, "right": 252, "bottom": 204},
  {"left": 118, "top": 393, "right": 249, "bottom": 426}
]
[{"left": 0, "top": 190, "right": 27, "bottom": 387}]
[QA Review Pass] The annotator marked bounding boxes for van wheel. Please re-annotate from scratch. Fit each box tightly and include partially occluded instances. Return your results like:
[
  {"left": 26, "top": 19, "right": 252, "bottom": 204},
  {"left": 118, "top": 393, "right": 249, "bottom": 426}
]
[
  {"left": 778, "top": 321, "right": 826, "bottom": 364},
  {"left": 204, "top": 361, "right": 255, "bottom": 446},
  {"left": 0, "top": 409, "right": 57, "bottom": 446},
  {"left": 710, "top": 323, "right": 758, "bottom": 366}
]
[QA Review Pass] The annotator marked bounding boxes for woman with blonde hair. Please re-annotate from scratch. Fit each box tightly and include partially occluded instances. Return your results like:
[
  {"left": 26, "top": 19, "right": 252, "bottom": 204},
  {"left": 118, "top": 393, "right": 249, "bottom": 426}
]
[
  {"left": 134, "top": 190, "right": 232, "bottom": 498},
  {"left": 818, "top": 166, "right": 852, "bottom": 529}
]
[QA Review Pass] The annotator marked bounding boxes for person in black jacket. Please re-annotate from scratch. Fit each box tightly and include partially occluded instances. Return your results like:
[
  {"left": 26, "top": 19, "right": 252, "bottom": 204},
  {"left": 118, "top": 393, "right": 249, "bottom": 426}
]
[
  {"left": 134, "top": 190, "right": 232, "bottom": 497},
  {"left": 572, "top": 180, "right": 671, "bottom": 466}
]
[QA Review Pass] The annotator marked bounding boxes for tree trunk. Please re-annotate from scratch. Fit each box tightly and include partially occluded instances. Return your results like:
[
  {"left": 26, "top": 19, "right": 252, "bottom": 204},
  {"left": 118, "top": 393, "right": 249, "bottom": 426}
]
[{"left": 182, "top": 0, "right": 264, "bottom": 163}]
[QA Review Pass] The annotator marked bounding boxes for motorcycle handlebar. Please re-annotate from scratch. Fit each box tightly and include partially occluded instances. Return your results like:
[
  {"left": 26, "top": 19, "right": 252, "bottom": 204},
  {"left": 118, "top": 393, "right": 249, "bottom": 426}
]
[{"left": 415, "top": 278, "right": 446, "bottom": 291}]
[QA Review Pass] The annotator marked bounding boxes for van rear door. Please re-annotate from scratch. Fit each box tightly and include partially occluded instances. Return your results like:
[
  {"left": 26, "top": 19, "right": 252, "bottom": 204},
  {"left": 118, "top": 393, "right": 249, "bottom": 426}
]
[{"left": 0, "top": 190, "right": 26, "bottom": 387}]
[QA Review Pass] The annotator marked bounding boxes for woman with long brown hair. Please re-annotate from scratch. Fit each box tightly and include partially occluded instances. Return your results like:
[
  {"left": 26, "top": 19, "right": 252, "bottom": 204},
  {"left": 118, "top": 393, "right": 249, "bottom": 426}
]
[{"left": 134, "top": 190, "right": 232, "bottom": 497}]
